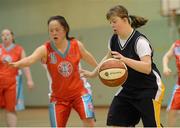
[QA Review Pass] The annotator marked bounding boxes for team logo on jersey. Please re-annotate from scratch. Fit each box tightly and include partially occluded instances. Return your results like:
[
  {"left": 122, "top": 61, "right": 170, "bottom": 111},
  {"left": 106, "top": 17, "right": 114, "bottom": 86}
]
[
  {"left": 49, "top": 52, "right": 57, "bottom": 64},
  {"left": 58, "top": 61, "right": 73, "bottom": 77},
  {"left": 174, "top": 47, "right": 180, "bottom": 55},
  {"left": 2, "top": 55, "right": 12, "bottom": 63}
]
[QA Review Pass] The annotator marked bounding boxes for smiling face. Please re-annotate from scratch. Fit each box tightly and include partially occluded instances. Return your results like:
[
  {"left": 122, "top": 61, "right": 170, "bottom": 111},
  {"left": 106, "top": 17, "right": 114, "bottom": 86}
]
[
  {"left": 1, "top": 29, "right": 14, "bottom": 46},
  {"left": 48, "top": 20, "right": 67, "bottom": 42}
]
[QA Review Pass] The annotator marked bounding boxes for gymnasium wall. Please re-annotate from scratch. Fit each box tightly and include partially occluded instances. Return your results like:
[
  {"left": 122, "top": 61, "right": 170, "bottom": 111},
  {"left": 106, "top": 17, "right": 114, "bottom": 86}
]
[{"left": 0, "top": 0, "right": 179, "bottom": 106}]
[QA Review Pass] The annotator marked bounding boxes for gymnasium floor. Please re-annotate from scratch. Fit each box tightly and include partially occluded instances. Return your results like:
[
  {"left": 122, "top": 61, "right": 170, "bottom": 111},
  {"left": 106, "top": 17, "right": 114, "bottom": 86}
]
[{"left": 0, "top": 107, "right": 180, "bottom": 127}]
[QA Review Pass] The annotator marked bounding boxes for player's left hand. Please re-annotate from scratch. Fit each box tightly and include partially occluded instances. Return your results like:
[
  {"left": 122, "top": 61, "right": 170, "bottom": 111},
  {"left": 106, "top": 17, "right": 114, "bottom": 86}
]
[{"left": 111, "top": 51, "right": 125, "bottom": 61}]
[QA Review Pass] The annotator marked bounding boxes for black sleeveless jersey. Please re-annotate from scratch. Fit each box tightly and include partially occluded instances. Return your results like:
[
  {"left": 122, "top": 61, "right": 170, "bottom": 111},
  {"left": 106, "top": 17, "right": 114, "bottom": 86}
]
[{"left": 110, "top": 30, "right": 161, "bottom": 99}]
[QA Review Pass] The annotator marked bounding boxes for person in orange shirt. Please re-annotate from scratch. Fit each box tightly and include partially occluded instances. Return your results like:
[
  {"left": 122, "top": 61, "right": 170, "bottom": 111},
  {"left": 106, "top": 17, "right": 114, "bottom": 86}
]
[
  {"left": 0, "top": 29, "right": 34, "bottom": 127},
  {"left": 163, "top": 27, "right": 180, "bottom": 127},
  {"left": 9, "top": 15, "right": 98, "bottom": 127}
]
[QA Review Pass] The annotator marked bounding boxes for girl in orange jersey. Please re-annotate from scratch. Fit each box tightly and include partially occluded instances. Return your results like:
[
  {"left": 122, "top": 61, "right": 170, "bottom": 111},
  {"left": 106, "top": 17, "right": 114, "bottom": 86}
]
[
  {"left": 163, "top": 27, "right": 180, "bottom": 127},
  {"left": 9, "top": 15, "right": 98, "bottom": 127},
  {"left": 0, "top": 29, "right": 34, "bottom": 127}
]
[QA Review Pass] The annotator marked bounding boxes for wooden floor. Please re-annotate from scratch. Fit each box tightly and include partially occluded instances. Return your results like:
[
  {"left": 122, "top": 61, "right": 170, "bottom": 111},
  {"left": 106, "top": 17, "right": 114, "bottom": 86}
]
[{"left": 0, "top": 107, "right": 180, "bottom": 127}]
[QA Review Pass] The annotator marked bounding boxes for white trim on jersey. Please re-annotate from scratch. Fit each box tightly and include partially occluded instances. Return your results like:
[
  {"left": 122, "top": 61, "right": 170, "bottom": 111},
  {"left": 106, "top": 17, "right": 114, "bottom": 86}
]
[
  {"left": 153, "top": 70, "right": 165, "bottom": 102},
  {"left": 118, "top": 38, "right": 127, "bottom": 47}
]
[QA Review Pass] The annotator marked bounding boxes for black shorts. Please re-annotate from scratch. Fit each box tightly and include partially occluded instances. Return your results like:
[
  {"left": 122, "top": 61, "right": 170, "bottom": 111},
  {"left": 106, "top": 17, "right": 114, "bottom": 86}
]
[{"left": 107, "top": 95, "right": 162, "bottom": 127}]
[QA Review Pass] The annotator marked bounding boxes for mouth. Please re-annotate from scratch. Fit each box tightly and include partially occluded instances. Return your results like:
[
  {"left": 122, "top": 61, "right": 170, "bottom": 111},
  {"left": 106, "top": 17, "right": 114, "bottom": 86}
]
[
  {"left": 113, "top": 29, "right": 117, "bottom": 34},
  {"left": 53, "top": 37, "right": 58, "bottom": 40}
]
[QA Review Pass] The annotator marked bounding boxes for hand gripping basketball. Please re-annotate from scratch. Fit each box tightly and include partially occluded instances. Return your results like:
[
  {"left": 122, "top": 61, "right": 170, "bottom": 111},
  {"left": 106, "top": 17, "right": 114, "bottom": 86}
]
[{"left": 98, "top": 58, "right": 128, "bottom": 87}]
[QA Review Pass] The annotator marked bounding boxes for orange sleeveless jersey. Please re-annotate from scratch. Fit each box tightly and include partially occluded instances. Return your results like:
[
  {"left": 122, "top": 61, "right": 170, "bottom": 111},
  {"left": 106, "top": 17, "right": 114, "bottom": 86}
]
[
  {"left": 174, "top": 40, "right": 180, "bottom": 85},
  {"left": 45, "top": 39, "right": 87, "bottom": 101},
  {"left": 0, "top": 44, "right": 23, "bottom": 87}
]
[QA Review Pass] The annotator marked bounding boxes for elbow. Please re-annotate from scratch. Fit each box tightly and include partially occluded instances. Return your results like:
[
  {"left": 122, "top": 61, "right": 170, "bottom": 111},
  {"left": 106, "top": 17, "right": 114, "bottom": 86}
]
[
  {"left": 144, "top": 65, "right": 152, "bottom": 75},
  {"left": 145, "top": 69, "right": 151, "bottom": 75}
]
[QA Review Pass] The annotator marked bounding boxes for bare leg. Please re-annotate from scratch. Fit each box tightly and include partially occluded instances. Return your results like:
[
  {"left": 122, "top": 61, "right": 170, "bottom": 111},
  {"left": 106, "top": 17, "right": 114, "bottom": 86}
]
[
  {"left": 167, "top": 110, "right": 177, "bottom": 127},
  {"left": 6, "top": 110, "right": 17, "bottom": 127},
  {"left": 82, "top": 118, "right": 95, "bottom": 127}
]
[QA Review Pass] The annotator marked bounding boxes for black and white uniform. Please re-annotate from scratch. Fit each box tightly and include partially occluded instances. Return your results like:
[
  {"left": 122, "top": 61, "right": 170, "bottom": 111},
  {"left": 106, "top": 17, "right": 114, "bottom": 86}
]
[{"left": 107, "top": 29, "right": 165, "bottom": 127}]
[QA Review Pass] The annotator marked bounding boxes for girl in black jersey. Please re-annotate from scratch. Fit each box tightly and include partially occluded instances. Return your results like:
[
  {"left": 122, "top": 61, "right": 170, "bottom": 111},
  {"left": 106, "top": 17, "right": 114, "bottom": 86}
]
[{"left": 81, "top": 5, "right": 165, "bottom": 127}]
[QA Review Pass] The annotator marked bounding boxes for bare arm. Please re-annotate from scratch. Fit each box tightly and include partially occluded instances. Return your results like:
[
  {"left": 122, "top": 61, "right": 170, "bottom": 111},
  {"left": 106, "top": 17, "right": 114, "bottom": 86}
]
[
  {"left": 162, "top": 43, "right": 174, "bottom": 76},
  {"left": 111, "top": 51, "right": 152, "bottom": 74},
  {"left": 81, "top": 49, "right": 112, "bottom": 78},
  {"left": 78, "top": 41, "right": 98, "bottom": 67},
  {"left": 21, "top": 50, "right": 34, "bottom": 89},
  {"left": 10, "top": 45, "right": 47, "bottom": 68}
]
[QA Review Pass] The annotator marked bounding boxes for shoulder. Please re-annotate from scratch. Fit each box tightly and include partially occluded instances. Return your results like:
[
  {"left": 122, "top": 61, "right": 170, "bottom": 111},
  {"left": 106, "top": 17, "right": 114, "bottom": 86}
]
[
  {"left": 110, "top": 34, "right": 118, "bottom": 41},
  {"left": 174, "top": 40, "right": 180, "bottom": 46},
  {"left": 71, "top": 39, "right": 83, "bottom": 48},
  {"left": 44, "top": 40, "right": 51, "bottom": 46},
  {"left": 134, "top": 30, "right": 149, "bottom": 41},
  {"left": 70, "top": 38, "right": 79, "bottom": 44},
  {"left": 135, "top": 30, "right": 151, "bottom": 48},
  {"left": 14, "top": 44, "right": 24, "bottom": 51},
  {"left": 43, "top": 40, "right": 52, "bottom": 51},
  {"left": 136, "top": 36, "right": 150, "bottom": 45}
]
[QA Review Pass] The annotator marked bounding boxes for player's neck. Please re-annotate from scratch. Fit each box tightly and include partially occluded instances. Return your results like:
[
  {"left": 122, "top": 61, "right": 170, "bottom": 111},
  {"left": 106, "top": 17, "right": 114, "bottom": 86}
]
[{"left": 54, "top": 38, "right": 68, "bottom": 52}]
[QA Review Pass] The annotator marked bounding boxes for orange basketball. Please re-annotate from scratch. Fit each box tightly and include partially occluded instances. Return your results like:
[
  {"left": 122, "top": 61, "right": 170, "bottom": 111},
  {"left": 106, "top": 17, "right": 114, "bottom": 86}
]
[{"left": 98, "top": 58, "right": 128, "bottom": 87}]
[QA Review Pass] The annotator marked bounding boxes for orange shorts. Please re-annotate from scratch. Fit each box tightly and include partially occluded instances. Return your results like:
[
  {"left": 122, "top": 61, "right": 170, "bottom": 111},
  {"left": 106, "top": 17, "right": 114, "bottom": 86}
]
[
  {"left": 49, "top": 93, "right": 95, "bottom": 127},
  {"left": 167, "top": 84, "right": 180, "bottom": 110},
  {"left": 0, "top": 83, "right": 16, "bottom": 112}
]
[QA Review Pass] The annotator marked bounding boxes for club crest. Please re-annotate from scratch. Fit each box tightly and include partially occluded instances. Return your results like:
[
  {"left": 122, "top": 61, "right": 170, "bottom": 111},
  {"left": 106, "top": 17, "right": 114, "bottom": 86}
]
[{"left": 58, "top": 61, "right": 73, "bottom": 77}]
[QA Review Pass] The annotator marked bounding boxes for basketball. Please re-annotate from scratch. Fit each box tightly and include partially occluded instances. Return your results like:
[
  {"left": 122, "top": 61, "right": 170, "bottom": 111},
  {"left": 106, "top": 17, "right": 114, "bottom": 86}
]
[{"left": 98, "top": 58, "right": 128, "bottom": 87}]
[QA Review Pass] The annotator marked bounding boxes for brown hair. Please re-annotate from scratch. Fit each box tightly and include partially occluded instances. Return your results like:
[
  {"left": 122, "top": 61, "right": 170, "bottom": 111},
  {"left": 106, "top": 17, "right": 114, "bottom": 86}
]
[
  {"left": 10, "top": 30, "right": 15, "bottom": 43},
  {"left": 47, "top": 15, "right": 73, "bottom": 40},
  {"left": 106, "top": 5, "right": 148, "bottom": 28}
]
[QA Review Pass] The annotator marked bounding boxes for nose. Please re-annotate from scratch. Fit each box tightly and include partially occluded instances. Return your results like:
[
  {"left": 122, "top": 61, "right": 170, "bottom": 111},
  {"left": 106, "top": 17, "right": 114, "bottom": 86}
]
[{"left": 52, "top": 31, "right": 56, "bottom": 35}]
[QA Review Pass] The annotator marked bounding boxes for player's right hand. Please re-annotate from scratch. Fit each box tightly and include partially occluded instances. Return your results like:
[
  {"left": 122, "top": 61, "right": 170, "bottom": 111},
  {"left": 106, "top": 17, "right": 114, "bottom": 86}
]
[
  {"left": 80, "top": 69, "right": 95, "bottom": 78},
  {"left": 163, "top": 67, "right": 172, "bottom": 77}
]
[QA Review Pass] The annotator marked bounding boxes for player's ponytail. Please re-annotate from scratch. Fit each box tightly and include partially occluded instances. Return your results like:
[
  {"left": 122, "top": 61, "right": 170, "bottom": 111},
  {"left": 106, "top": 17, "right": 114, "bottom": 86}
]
[
  {"left": 10, "top": 30, "right": 15, "bottom": 43},
  {"left": 129, "top": 15, "right": 148, "bottom": 28}
]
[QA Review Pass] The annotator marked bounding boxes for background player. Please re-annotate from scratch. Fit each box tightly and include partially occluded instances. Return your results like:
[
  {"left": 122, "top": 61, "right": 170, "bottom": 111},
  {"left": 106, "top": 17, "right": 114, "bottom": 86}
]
[
  {"left": 0, "top": 29, "right": 34, "bottom": 127},
  {"left": 162, "top": 26, "right": 180, "bottom": 127}
]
